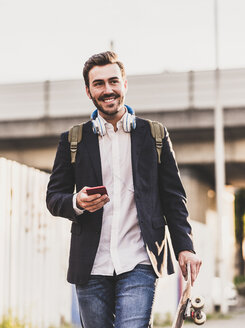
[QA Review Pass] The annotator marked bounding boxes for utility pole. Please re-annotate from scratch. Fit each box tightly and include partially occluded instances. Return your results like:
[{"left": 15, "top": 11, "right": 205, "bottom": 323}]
[
  {"left": 110, "top": 40, "right": 115, "bottom": 52},
  {"left": 44, "top": 80, "right": 50, "bottom": 118},
  {"left": 214, "top": 0, "right": 227, "bottom": 313}
]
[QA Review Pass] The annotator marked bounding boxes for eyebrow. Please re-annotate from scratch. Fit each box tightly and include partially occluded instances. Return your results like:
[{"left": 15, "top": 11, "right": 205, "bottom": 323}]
[{"left": 92, "top": 76, "right": 120, "bottom": 84}]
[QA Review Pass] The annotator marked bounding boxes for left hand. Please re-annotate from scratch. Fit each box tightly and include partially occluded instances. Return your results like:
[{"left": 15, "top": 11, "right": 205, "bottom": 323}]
[{"left": 178, "top": 250, "right": 202, "bottom": 286}]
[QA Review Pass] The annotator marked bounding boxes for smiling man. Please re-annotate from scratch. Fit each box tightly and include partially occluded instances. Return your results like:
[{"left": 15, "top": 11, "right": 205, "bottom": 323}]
[
  {"left": 86, "top": 63, "right": 127, "bottom": 119},
  {"left": 46, "top": 51, "right": 202, "bottom": 328}
]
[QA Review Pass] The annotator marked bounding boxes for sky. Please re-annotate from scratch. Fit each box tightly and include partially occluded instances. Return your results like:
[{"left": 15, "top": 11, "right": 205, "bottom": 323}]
[{"left": 1, "top": 0, "right": 245, "bottom": 83}]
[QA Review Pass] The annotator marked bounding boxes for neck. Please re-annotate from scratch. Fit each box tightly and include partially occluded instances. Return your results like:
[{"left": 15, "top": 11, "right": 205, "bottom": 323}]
[{"left": 99, "top": 106, "right": 126, "bottom": 131}]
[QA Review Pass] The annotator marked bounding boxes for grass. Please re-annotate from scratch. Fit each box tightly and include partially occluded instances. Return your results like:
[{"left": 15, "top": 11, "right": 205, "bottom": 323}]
[
  {"left": 0, "top": 313, "right": 73, "bottom": 328},
  {"left": 153, "top": 312, "right": 173, "bottom": 327},
  {"left": 0, "top": 314, "right": 27, "bottom": 328},
  {"left": 206, "top": 312, "right": 232, "bottom": 320}
]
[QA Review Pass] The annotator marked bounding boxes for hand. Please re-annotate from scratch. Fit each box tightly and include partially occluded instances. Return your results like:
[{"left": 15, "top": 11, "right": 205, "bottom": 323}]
[
  {"left": 76, "top": 186, "right": 110, "bottom": 213},
  {"left": 178, "top": 250, "right": 202, "bottom": 286}
]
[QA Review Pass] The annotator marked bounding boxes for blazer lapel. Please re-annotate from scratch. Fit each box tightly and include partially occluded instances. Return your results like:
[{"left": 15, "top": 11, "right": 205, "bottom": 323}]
[
  {"left": 82, "top": 122, "right": 103, "bottom": 185},
  {"left": 80, "top": 118, "right": 147, "bottom": 186}
]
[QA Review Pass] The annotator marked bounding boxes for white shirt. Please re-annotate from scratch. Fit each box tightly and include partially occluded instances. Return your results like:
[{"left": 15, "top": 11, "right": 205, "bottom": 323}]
[{"left": 74, "top": 113, "right": 150, "bottom": 275}]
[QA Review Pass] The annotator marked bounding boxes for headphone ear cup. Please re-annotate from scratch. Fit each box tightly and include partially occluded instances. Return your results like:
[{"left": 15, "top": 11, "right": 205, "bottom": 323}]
[
  {"left": 123, "top": 112, "right": 129, "bottom": 132},
  {"left": 92, "top": 117, "right": 106, "bottom": 136},
  {"left": 122, "top": 112, "right": 136, "bottom": 132},
  {"left": 131, "top": 115, "right": 136, "bottom": 130},
  {"left": 91, "top": 119, "right": 98, "bottom": 134}
]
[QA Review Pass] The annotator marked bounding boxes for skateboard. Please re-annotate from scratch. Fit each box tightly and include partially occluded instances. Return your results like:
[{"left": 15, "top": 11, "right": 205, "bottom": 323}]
[{"left": 171, "top": 263, "right": 206, "bottom": 328}]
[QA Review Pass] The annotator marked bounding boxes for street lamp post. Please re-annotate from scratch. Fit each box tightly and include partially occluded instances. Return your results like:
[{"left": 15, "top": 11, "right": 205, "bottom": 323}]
[{"left": 214, "top": 0, "right": 228, "bottom": 313}]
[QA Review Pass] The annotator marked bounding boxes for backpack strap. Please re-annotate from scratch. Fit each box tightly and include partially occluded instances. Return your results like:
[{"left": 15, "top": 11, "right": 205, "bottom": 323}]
[
  {"left": 68, "top": 120, "right": 165, "bottom": 164},
  {"left": 68, "top": 123, "right": 84, "bottom": 164},
  {"left": 147, "top": 120, "right": 165, "bottom": 164}
]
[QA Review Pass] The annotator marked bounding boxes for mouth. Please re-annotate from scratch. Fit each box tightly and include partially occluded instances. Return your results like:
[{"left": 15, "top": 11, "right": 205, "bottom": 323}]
[
  {"left": 103, "top": 97, "right": 116, "bottom": 104},
  {"left": 100, "top": 94, "right": 119, "bottom": 104}
]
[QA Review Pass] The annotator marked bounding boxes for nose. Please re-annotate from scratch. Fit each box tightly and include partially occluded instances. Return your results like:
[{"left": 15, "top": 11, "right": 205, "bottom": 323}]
[{"left": 104, "top": 82, "right": 113, "bottom": 94}]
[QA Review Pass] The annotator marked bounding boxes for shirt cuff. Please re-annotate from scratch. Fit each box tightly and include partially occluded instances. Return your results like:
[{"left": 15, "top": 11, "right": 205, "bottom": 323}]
[{"left": 73, "top": 193, "right": 84, "bottom": 215}]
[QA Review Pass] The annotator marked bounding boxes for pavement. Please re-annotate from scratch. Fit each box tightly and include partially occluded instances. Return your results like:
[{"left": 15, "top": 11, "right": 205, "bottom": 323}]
[{"left": 162, "top": 310, "right": 245, "bottom": 328}]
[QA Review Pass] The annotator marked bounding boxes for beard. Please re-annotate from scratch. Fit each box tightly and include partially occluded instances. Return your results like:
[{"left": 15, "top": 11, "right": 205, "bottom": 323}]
[{"left": 89, "top": 92, "right": 125, "bottom": 116}]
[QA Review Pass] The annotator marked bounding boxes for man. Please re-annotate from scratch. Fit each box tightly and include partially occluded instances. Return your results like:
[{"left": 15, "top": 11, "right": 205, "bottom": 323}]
[{"left": 46, "top": 51, "right": 201, "bottom": 328}]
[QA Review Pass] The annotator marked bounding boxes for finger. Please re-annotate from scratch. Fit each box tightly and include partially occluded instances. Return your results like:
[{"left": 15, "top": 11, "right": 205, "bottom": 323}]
[
  {"left": 85, "top": 202, "right": 106, "bottom": 212},
  {"left": 76, "top": 189, "right": 100, "bottom": 205},
  {"left": 183, "top": 267, "right": 188, "bottom": 280},
  {"left": 191, "top": 264, "right": 197, "bottom": 286},
  {"left": 83, "top": 196, "right": 110, "bottom": 212},
  {"left": 88, "top": 195, "right": 109, "bottom": 207},
  {"left": 195, "top": 260, "right": 202, "bottom": 282},
  {"left": 178, "top": 255, "right": 187, "bottom": 279},
  {"left": 80, "top": 194, "right": 107, "bottom": 208},
  {"left": 82, "top": 193, "right": 102, "bottom": 202},
  {"left": 180, "top": 263, "right": 187, "bottom": 280}
]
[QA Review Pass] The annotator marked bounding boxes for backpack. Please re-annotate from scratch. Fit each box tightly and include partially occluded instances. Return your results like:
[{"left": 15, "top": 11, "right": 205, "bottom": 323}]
[{"left": 68, "top": 120, "right": 165, "bottom": 164}]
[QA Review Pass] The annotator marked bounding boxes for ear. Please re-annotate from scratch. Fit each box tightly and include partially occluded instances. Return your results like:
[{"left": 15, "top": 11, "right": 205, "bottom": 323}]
[
  {"left": 124, "top": 79, "right": 128, "bottom": 93},
  {"left": 86, "top": 86, "right": 92, "bottom": 99}
]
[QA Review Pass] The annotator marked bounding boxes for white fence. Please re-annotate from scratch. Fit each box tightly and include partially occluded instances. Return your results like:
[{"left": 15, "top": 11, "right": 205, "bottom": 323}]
[
  {"left": 0, "top": 158, "right": 236, "bottom": 326},
  {"left": 0, "top": 158, "right": 72, "bottom": 327}
]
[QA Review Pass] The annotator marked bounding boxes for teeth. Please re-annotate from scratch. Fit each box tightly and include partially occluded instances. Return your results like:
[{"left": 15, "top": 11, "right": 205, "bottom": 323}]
[{"left": 104, "top": 98, "right": 115, "bottom": 103}]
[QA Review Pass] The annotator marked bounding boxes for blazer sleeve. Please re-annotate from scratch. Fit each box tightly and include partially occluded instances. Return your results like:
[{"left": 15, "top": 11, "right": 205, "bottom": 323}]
[
  {"left": 46, "top": 131, "right": 82, "bottom": 222},
  {"left": 158, "top": 128, "right": 195, "bottom": 259}
]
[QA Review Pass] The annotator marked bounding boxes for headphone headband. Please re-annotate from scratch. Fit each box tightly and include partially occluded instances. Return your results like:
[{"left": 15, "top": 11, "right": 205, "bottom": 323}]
[
  {"left": 91, "top": 105, "right": 136, "bottom": 136},
  {"left": 91, "top": 105, "right": 134, "bottom": 120}
]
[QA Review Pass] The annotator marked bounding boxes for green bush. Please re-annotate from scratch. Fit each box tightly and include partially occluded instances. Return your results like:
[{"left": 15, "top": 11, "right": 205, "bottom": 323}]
[
  {"left": 234, "top": 275, "right": 245, "bottom": 285},
  {"left": 234, "top": 275, "right": 245, "bottom": 295}
]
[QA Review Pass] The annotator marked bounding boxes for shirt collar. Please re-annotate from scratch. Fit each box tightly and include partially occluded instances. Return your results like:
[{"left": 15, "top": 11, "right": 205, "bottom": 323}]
[{"left": 97, "top": 109, "right": 127, "bottom": 131}]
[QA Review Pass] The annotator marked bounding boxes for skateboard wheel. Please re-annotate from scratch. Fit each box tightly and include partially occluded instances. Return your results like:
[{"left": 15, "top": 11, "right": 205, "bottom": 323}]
[
  {"left": 192, "top": 296, "right": 205, "bottom": 309},
  {"left": 193, "top": 310, "right": 206, "bottom": 325}
]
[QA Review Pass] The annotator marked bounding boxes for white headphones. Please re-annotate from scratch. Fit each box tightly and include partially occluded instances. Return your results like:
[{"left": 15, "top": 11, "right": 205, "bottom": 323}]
[{"left": 91, "top": 105, "right": 136, "bottom": 136}]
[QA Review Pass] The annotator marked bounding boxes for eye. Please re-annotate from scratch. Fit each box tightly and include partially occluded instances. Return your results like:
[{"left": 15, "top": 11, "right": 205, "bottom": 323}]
[{"left": 94, "top": 81, "right": 103, "bottom": 87}]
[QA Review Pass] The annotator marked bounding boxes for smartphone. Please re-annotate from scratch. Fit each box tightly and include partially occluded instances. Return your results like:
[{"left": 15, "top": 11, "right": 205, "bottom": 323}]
[{"left": 86, "top": 186, "right": 108, "bottom": 196}]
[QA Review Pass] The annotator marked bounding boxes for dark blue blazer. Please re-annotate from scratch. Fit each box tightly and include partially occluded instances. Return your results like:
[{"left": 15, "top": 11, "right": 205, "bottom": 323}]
[{"left": 46, "top": 117, "right": 194, "bottom": 284}]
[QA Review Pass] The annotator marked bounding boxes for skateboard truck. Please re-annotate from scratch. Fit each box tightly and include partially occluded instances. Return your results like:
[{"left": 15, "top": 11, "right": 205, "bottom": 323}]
[
  {"left": 183, "top": 296, "right": 206, "bottom": 325},
  {"left": 183, "top": 298, "right": 192, "bottom": 319}
]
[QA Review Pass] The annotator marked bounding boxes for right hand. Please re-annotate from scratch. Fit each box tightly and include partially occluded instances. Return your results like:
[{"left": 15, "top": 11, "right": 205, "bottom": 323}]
[{"left": 76, "top": 186, "right": 110, "bottom": 213}]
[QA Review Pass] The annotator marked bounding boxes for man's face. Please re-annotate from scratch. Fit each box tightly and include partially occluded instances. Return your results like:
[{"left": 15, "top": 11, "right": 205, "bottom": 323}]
[{"left": 86, "top": 63, "right": 127, "bottom": 118}]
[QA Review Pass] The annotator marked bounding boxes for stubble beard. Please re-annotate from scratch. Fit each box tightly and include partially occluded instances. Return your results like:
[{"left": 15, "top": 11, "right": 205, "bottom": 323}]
[{"left": 90, "top": 92, "right": 125, "bottom": 117}]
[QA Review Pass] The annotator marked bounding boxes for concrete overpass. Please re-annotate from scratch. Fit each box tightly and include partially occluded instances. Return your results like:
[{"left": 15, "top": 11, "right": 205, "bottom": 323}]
[
  {"left": 0, "top": 107, "right": 244, "bottom": 185},
  {"left": 1, "top": 68, "right": 245, "bottom": 223}
]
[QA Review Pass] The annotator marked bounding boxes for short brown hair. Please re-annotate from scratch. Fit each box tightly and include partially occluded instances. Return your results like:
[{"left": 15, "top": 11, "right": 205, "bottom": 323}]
[{"left": 83, "top": 51, "right": 126, "bottom": 87}]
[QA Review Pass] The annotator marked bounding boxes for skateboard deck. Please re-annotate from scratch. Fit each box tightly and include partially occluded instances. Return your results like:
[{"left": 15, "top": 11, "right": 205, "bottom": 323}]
[{"left": 171, "top": 263, "right": 206, "bottom": 328}]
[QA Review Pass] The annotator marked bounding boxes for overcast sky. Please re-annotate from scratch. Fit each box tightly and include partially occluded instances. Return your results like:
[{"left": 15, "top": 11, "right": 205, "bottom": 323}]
[{"left": 1, "top": 0, "right": 245, "bottom": 83}]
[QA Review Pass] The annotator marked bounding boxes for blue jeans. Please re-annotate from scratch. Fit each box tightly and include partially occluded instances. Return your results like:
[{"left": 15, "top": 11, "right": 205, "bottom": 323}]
[{"left": 76, "top": 264, "right": 158, "bottom": 328}]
